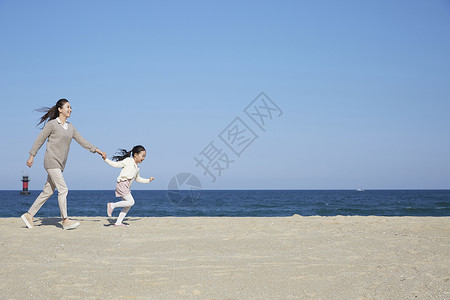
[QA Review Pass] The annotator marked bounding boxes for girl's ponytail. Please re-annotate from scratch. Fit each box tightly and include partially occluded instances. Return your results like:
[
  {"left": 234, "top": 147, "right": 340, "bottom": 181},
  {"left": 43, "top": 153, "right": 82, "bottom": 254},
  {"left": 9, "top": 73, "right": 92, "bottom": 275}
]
[
  {"left": 36, "top": 98, "right": 69, "bottom": 127},
  {"left": 111, "top": 145, "right": 146, "bottom": 161},
  {"left": 111, "top": 149, "right": 132, "bottom": 161}
]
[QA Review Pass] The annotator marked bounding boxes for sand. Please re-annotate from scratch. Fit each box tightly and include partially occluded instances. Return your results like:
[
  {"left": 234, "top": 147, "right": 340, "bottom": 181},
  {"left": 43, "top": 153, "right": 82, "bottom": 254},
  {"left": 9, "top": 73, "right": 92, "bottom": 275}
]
[{"left": 0, "top": 216, "right": 449, "bottom": 299}]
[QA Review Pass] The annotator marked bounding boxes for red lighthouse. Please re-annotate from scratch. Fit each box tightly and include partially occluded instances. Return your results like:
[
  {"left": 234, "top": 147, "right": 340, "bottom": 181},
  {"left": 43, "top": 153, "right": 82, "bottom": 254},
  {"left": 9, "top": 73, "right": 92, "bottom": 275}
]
[{"left": 21, "top": 175, "right": 30, "bottom": 195}]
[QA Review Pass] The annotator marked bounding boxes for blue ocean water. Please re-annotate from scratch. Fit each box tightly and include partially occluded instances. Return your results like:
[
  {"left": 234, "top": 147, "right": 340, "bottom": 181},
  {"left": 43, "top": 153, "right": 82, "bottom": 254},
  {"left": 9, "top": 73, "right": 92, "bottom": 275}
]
[{"left": 1, "top": 190, "right": 450, "bottom": 218}]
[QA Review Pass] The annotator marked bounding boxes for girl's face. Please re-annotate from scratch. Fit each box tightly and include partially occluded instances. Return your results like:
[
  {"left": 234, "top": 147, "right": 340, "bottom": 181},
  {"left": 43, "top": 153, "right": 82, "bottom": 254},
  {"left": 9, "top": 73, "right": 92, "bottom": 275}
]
[
  {"left": 58, "top": 102, "right": 72, "bottom": 119},
  {"left": 133, "top": 150, "right": 146, "bottom": 164}
]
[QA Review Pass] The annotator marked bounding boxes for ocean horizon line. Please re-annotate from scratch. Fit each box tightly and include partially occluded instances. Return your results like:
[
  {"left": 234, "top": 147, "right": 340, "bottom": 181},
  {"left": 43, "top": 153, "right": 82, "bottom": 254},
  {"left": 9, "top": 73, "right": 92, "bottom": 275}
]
[{"left": 2, "top": 190, "right": 449, "bottom": 217}]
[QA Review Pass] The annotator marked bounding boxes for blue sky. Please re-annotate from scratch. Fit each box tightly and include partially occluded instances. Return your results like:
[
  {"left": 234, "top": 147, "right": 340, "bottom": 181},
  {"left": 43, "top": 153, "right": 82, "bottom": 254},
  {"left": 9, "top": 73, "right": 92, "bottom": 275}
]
[{"left": 1, "top": 0, "right": 449, "bottom": 190}]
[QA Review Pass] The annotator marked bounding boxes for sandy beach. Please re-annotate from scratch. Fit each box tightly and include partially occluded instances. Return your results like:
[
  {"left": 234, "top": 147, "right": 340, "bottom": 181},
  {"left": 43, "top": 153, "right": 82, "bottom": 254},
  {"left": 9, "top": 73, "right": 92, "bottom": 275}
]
[{"left": 1, "top": 216, "right": 449, "bottom": 299}]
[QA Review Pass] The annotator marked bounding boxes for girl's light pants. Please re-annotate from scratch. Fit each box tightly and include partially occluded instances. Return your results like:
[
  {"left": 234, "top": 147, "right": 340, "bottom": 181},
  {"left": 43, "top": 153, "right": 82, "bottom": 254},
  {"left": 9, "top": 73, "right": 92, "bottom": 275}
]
[{"left": 111, "top": 194, "right": 135, "bottom": 225}]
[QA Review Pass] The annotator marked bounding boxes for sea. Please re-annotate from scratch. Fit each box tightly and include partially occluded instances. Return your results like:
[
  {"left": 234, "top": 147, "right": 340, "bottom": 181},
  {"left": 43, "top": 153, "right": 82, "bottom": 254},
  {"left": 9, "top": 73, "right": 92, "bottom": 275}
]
[{"left": 1, "top": 189, "right": 450, "bottom": 218}]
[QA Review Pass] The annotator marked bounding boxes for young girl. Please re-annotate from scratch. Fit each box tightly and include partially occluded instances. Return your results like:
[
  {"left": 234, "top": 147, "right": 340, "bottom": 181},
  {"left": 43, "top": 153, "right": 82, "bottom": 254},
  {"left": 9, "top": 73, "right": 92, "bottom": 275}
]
[
  {"left": 21, "top": 98, "right": 105, "bottom": 230},
  {"left": 103, "top": 145, "right": 154, "bottom": 227}
]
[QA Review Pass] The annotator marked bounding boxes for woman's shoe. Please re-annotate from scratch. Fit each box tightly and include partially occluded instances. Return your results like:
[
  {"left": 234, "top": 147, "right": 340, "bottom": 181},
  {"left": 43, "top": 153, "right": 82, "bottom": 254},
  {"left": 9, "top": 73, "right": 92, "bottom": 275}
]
[
  {"left": 21, "top": 213, "right": 33, "bottom": 228},
  {"left": 62, "top": 220, "right": 80, "bottom": 230}
]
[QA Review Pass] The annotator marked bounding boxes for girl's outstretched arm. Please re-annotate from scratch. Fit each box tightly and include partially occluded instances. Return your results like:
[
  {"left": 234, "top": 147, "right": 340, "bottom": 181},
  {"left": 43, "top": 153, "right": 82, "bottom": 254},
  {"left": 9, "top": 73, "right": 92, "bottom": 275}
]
[
  {"left": 135, "top": 172, "right": 154, "bottom": 183},
  {"left": 104, "top": 158, "right": 126, "bottom": 168}
]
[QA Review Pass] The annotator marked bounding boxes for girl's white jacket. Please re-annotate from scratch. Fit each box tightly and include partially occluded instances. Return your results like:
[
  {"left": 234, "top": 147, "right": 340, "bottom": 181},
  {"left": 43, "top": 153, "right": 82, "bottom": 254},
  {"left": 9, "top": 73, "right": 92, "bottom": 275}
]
[{"left": 105, "top": 157, "right": 151, "bottom": 183}]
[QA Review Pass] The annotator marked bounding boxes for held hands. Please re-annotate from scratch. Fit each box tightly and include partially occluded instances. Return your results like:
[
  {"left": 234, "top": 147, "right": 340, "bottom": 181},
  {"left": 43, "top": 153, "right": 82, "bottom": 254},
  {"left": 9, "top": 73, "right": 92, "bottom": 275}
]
[{"left": 95, "top": 149, "right": 107, "bottom": 160}]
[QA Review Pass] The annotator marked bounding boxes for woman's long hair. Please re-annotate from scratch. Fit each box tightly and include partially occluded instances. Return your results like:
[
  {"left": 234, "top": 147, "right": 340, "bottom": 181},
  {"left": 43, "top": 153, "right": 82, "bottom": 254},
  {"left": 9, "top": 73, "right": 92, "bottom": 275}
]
[
  {"left": 36, "top": 98, "right": 69, "bottom": 127},
  {"left": 111, "top": 145, "right": 146, "bottom": 161}
]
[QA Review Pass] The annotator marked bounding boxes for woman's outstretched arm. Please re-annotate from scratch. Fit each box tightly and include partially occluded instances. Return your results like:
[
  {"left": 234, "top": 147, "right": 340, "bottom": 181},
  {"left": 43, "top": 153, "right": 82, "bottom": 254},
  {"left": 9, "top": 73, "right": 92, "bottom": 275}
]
[{"left": 27, "top": 121, "right": 54, "bottom": 168}]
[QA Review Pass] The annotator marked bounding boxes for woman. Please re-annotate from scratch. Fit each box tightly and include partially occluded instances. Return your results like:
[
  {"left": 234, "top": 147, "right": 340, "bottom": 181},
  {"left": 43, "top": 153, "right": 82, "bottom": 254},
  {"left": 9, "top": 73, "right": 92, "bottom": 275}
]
[{"left": 21, "top": 98, "right": 105, "bottom": 230}]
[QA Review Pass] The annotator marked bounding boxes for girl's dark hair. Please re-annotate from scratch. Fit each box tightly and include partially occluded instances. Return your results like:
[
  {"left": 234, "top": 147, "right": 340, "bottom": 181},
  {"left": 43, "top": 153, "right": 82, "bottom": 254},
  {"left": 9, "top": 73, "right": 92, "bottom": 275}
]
[
  {"left": 36, "top": 98, "right": 69, "bottom": 127},
  {"left": 111, "top": 145, "right": 146, "bottom": 161}
]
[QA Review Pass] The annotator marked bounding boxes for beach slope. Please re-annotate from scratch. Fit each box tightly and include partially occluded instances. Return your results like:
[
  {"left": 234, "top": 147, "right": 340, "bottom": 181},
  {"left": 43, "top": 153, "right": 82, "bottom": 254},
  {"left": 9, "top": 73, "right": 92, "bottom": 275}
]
[{"left": 1, "top": 216, "right": 449, "bottom": 299}]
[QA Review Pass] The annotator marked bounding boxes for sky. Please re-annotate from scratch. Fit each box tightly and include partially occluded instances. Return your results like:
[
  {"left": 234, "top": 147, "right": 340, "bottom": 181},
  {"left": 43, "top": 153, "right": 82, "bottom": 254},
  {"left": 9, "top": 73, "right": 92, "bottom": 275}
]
[{"left": 1, "top": 0, "right": 449, "bottom": 190}]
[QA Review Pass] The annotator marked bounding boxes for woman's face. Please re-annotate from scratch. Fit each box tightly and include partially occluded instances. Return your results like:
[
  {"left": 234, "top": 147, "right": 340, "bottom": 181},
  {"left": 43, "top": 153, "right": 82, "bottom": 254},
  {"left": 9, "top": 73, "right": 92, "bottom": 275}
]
[
  {"left": 58, "top": 102, "right": 72, "bottom": 119},
  {"left": 134, "top": 150, "right": 147, "bottom": 164}
]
